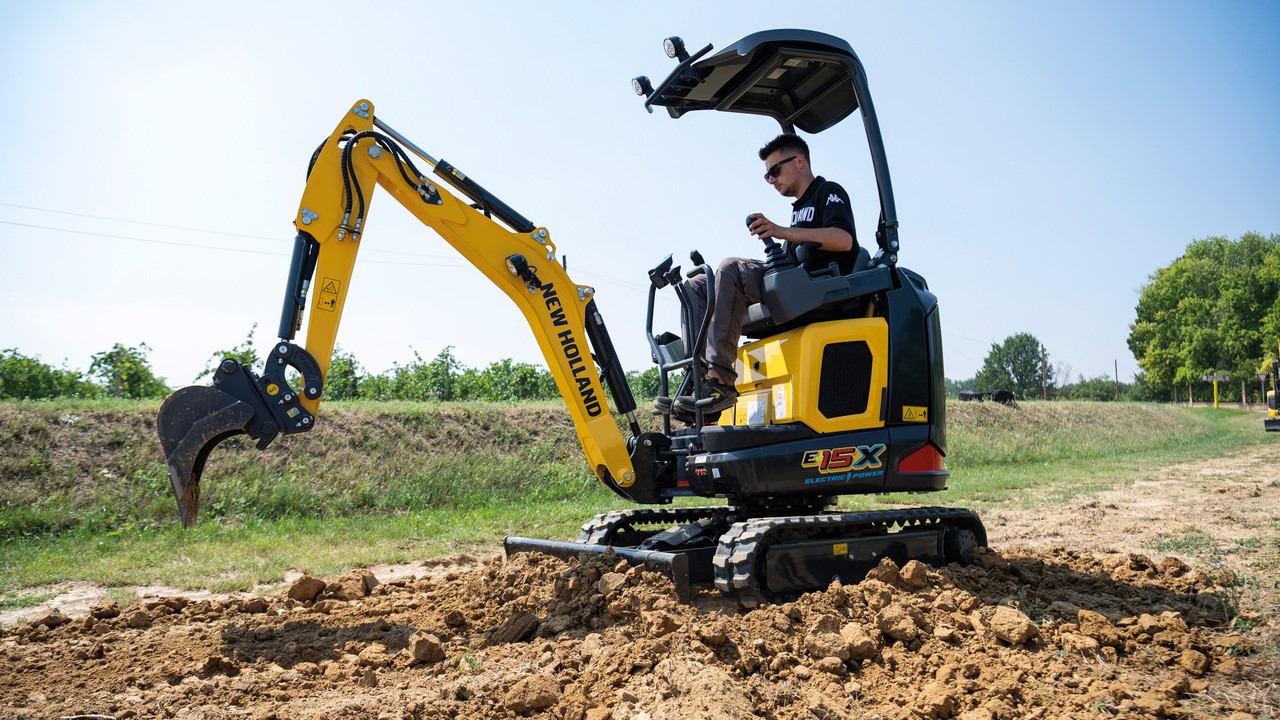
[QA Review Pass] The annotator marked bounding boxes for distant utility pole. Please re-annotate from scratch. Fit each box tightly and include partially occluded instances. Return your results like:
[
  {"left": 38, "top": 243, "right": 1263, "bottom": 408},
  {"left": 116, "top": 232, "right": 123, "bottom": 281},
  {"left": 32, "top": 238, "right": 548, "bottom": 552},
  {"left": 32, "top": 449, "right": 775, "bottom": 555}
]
[{"left": 1114, "top": 359, "right": 1119, "bottom": 401}]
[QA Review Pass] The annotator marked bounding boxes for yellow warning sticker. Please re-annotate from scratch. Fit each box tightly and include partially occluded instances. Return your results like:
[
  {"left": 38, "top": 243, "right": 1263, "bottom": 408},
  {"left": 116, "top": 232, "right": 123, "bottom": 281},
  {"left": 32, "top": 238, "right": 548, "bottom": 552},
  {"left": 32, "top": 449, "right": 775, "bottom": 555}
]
[
  {"left": 833, "top": 543, "right": 848, "bottom": 556},
  {"left": 317, "top": 277, "right": 341, "bottom": 312},
  {"left": 902, "top": 406, "right": 928, "bottom": 422}
]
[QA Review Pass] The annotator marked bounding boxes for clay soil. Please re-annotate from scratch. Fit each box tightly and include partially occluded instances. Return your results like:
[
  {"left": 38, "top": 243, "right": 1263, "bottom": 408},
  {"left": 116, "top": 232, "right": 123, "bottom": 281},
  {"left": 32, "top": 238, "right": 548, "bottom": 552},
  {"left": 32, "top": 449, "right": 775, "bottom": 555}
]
[{"left": 3, "top": 446, "right": 1278, "bottom": 719}]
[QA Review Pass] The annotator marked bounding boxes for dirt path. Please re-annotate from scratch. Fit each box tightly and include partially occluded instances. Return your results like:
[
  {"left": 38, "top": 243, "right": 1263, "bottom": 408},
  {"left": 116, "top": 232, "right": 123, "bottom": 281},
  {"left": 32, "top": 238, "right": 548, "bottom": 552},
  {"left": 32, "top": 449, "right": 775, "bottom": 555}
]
[{"left": 2, "top": 446, "right": 1277, "bottom": 719}]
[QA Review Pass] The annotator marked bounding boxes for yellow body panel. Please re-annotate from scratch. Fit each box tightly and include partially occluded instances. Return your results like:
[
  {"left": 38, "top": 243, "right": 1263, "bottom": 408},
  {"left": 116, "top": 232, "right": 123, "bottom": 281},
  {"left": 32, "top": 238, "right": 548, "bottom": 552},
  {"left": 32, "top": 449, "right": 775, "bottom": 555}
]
[
  {"left": 722, "top": 317, "right": 889, "bottom": 434},
  {"left": 291, "top": 100, "right": 635, "bottom": 488}
]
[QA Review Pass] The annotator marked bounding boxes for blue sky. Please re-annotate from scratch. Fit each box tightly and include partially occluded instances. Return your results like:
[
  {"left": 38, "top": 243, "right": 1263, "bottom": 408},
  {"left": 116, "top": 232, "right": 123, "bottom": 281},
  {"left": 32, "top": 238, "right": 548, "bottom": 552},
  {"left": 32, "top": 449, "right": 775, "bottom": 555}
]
[{"left": 1, "top": 1, "right": 1277, "bottom": 391}]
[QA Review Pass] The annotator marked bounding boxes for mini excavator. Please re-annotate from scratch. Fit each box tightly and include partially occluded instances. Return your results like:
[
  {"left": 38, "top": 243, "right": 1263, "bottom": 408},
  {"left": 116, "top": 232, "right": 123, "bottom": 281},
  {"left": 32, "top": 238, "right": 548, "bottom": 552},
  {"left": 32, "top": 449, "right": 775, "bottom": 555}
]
[{"left": 156, "top": 30, "right": 986, "bottom": 606}]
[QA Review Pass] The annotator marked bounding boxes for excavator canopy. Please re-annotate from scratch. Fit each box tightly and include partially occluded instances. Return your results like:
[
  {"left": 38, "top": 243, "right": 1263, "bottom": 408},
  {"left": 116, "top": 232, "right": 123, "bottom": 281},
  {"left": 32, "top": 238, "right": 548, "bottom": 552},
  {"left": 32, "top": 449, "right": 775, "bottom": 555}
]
[{"left": 643, "top": 29, "right": 863, "bottom": 134}]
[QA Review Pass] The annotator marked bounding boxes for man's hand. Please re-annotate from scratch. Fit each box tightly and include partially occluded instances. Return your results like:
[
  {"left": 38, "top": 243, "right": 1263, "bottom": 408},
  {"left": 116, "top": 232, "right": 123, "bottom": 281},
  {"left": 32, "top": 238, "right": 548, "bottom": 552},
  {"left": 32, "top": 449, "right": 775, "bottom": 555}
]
[
  {"left": 750, "top": 213, "right": 853, "bottom": 252},
  {"left": 747, "top": 213, "right": 784, "bottom": 241}
]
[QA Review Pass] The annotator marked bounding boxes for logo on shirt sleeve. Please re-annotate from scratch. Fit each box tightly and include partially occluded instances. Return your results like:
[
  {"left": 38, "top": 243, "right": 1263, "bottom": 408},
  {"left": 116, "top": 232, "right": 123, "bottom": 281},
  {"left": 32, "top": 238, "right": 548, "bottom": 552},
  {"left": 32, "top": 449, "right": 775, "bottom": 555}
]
[{"left": 827, "top": 194, "right": 845, "bottom": 204}]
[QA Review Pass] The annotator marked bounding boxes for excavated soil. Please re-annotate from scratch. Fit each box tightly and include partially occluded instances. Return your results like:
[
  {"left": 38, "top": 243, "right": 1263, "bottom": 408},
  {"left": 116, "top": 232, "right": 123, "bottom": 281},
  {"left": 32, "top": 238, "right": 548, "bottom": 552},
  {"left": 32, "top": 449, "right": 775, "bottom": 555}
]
[{"left": 3, "top": 447, "right": 1279, "bottom": 719}]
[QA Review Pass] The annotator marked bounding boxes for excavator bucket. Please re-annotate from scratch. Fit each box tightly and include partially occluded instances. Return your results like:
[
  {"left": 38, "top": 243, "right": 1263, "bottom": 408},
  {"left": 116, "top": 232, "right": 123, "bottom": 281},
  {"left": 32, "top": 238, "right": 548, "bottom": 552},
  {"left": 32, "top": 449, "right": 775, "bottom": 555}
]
[{"left": 155, "top": 385, "right": 254, "bottom": 528}]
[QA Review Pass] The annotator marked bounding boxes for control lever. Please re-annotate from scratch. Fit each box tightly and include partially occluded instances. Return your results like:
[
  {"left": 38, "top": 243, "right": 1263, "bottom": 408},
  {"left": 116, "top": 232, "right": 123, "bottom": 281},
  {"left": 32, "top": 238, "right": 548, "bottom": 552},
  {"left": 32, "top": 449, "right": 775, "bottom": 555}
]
[{"left": 747, "top": 214, "right": 794, "bottom": 269}]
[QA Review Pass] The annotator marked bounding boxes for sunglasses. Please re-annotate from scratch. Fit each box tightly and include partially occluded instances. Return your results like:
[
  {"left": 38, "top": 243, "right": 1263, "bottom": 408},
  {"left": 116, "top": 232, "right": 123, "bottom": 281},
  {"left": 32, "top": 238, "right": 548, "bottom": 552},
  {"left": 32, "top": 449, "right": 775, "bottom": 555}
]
[{"left": 764, "top": 155, "right": 797, "bottom": 180}]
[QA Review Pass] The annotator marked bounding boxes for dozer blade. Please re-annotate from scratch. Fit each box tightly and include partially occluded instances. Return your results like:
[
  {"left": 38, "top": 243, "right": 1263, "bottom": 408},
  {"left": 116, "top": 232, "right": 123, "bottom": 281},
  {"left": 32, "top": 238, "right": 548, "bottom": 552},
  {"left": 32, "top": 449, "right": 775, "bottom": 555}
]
[
  {"left": 503, "top": 537, "right": 691, "bottom": 602},
  {"left": 156, "top": 385, "right": 255, "bottom": 528},
  {"left": 1267, "top": 417, "right": 1280, "bottom": 432}
]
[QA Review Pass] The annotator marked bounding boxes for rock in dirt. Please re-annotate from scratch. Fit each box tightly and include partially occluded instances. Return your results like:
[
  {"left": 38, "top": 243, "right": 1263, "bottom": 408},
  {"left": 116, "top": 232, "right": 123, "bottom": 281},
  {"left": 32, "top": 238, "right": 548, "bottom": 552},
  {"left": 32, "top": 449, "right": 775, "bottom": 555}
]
[
  {"left": 900, "top": 559, "right": 931, "bottom": 589},
  {"left": 487, "top": 612, "right": 538, "bottom": 645},
  {"left": 89, "top": 601, "right": 121, "bottom": 619},
  {"left": 324, "top": 569, "right": 379, "bottom": 601},
  {"left": 410, "top": 633, "right": 445, "bottom": 663},
  {"left": 596, "top": 571, "right": 627, "bottom": 596},
  {"left": 805, "top": 630, "right": 851, "bottom": 661},
  {"left": 287, "top": 575, "right": 326, "bottom": 602},
  {"left": 29, "top": 608, "right": 69, "bottom": 628},
  {"left": 982, "top": 605, "right": 1038, "bottom": 645},
  {"left": 1077, "top": 608, "right": 1125, "bottom": 648},
  {"left": 915, "top": 682, "right": 958, "bottom": 718},
  {"left": 877, "top": 602, "right": 925, "bottom": 642},
  {"left": 358, "top": 643, "right": 392, "bottom": 668},
  {"left": 1179, "top": 648, "right": 1210, "bottom": 676},
  {"left": 842, "top": 622, "right": 879, "bottom": 660},
  {"left": 503, "top": 673, "right": 560, "bottom": 713}
]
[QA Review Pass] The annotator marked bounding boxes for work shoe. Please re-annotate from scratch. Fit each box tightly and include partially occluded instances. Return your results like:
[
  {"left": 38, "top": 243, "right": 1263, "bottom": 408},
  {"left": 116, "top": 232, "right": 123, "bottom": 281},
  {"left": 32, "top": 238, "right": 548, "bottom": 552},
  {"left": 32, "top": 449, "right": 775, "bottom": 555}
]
[
  {"left": 652, "top": 395, "right": 678, "bottom": 416},
  {"left": 673, "top": 377, "right": 738, "bottom": 415},
  {"left": 653, "top": 396, "right": 695, "bottom": 423}
]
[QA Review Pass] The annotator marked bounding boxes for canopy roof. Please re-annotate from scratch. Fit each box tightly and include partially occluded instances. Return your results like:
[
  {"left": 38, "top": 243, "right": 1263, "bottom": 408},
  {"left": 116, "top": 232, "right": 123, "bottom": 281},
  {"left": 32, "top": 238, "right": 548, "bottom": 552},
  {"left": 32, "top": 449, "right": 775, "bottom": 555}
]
[{"left": 645, "top": 29, "right": 864, "bottom": 134}]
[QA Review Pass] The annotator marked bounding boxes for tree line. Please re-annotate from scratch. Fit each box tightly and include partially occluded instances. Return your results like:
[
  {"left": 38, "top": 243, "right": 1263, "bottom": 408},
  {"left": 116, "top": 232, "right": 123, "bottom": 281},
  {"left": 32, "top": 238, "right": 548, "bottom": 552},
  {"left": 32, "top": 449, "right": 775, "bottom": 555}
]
[
  {"left": 0, "top": 334, "right": 1157, "bottom": 406},
  {"left": 947, "top": 331, "right": 1162, "bottom": 402},
  {"left": 0, "top": 330, "right": 667, "bottom": 402},
  {"left": 954, "top": 232, "right": 1278, "bottom": 404}
]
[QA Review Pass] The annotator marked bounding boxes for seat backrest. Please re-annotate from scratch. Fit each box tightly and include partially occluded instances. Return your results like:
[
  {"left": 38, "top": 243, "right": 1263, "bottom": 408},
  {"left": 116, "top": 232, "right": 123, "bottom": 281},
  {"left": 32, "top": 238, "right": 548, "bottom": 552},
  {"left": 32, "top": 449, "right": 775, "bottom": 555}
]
[{"left": 792, "top": 244, "right": 870, "bottom": 276}]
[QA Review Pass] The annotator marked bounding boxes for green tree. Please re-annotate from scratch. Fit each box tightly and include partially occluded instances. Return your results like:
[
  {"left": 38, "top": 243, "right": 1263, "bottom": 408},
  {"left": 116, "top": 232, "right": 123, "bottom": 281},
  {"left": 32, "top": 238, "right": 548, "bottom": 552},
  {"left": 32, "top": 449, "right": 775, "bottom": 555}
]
[
  {"left": 365, "top": 347, "right": 465, "bottom": 401},
  {"left": 973, "top": 332, "right": 1050, "bottom": 400},
  {"left": 0, "top": 349, "right": 102, "bottom": 399},
  {"left": 624, "top": 366, "right": 685, "bottom": 400},
  {"left": 1059, "top": 374, "right": 1120, "bottom": 401},
  {"left": 422, "top": 346, "right": 465, "bottom": 400},
  {"left": 469, "top": 358, "right": 558, "bottom": 401},
  {"left": 89, "top": 343, "right": 170, "bottom": 398},
  {"left": 1129, "top": 233, "right": 1280, "bottom": 401},
  {"left": 197, "top": 324, "right": 262, "bottom": 381},
  {"left": 323, "top": 345, "right": 364, "bottom": 400}
]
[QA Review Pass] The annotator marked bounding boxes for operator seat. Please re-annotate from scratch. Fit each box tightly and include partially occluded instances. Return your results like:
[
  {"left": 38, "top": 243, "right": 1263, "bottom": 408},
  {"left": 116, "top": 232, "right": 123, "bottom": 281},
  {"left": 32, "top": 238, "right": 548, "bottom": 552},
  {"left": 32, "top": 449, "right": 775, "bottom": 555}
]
[{"left": 741, "top": 244, "right": 876, "bottom": 339}]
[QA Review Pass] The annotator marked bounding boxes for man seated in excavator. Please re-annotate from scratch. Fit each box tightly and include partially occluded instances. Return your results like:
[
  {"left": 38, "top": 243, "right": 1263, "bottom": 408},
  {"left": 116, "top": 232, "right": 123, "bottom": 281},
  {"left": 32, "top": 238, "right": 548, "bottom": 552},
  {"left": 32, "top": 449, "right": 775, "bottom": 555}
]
[
  {"left": 663, "top": 132, "right": 859, "bottom": 418},
  {"left": 155, "top": 29, "right": 986, "bottom": 606}
]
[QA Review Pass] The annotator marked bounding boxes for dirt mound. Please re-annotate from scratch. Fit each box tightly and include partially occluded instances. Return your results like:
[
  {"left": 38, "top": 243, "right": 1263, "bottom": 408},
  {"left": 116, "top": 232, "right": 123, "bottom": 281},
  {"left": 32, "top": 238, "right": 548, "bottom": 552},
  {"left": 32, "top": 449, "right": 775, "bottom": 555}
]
[{"left": 1, "top": 545, "right": 1273, "bottom": 719}]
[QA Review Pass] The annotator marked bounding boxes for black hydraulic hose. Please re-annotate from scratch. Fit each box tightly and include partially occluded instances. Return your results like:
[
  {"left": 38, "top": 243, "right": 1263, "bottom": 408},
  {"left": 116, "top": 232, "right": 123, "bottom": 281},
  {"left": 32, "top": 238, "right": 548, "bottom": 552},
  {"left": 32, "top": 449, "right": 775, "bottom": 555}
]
[
  {"left": 340, "top": 135, "right": 367, "bottom": 232},
  {"left": 339, "top": 131, "right": 440, "bottom": 235},
  {"left": 383, "top": 138, "right": 429, "bottom": 189},
  {"left": 338, "top": 138, "right": 355, "bottom": 222}
]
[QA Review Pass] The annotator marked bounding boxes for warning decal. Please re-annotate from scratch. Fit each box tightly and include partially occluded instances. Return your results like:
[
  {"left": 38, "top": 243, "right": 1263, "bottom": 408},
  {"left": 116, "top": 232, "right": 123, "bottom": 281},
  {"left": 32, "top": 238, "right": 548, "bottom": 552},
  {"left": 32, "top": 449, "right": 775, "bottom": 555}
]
[
  {"left": 318, "top": 278, "right": 341, "bottom": 312},
  {"left": 902, "top": 406, "right": 928, "bottom": 422}
]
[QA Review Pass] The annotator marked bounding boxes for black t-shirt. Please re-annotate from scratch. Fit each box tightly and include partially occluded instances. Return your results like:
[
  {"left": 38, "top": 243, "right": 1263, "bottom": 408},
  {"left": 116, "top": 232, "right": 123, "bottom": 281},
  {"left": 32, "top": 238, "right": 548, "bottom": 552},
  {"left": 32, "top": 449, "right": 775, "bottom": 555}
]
[{"left": 787, "top": 176, "right": 858, "bottom": 275}]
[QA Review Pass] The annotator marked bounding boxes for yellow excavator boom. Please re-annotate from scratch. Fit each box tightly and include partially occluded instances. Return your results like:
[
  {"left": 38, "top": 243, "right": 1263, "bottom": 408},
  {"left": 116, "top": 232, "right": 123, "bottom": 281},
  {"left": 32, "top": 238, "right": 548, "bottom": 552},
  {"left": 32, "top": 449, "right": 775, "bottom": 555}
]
[{"left": 156, "top": 100, "right": 639, "bottom": 526}]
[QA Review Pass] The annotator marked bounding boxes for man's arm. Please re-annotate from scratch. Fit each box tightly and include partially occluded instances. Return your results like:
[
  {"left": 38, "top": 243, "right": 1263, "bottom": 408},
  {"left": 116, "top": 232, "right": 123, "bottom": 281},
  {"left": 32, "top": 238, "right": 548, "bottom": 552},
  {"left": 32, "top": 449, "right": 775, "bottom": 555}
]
[{"left": 748, "top": 215, "right": 853, "bottom": 251}]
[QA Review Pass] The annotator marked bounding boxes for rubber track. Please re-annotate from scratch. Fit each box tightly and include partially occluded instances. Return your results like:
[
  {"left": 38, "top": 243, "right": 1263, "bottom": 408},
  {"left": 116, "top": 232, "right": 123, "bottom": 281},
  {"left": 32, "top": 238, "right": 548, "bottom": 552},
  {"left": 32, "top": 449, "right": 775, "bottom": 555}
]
[
  {"left": 711, "top": 506, "right": 984, "bottom": 608},
  {"left": 577, "top": 507, "right": 732, "bottom": 545}
]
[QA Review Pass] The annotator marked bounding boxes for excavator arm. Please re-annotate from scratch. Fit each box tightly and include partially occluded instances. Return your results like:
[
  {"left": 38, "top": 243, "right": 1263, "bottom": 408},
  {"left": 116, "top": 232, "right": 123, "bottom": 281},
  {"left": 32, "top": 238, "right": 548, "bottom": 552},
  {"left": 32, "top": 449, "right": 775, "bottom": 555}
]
[{"left": 157, "top": 100, "right": 642, "bottom": 526}]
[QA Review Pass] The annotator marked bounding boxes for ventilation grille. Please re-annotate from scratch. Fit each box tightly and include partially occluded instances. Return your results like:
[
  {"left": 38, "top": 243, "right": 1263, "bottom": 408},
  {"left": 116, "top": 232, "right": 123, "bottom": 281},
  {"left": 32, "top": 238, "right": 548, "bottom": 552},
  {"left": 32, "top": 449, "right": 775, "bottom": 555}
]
[{"left": 818, "top": 341, "right": 872, "bottom": 418}]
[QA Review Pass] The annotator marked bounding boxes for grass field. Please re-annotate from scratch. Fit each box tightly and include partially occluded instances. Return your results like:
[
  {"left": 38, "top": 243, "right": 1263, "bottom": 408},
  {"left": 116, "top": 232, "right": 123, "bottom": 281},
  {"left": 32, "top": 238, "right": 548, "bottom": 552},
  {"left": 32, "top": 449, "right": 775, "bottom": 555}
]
[{"left": 0, "top": 398, "right": 1271, "bottom": 596}]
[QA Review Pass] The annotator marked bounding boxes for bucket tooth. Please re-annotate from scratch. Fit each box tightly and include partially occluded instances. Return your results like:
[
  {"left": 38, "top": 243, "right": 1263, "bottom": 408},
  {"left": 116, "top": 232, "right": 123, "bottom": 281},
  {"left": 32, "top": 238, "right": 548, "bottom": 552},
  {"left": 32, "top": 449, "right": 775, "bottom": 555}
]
[{"left": 156, "top": 386, "right": 255, "bottom": 528}]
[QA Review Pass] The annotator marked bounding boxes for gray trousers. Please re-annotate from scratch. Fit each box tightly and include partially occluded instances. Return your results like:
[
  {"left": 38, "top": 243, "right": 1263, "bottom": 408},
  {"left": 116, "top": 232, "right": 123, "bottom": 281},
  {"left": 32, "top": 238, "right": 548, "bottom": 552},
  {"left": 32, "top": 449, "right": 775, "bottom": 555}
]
[{"left": 684, "top": 256, "right": 767, "bottom": 384}]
